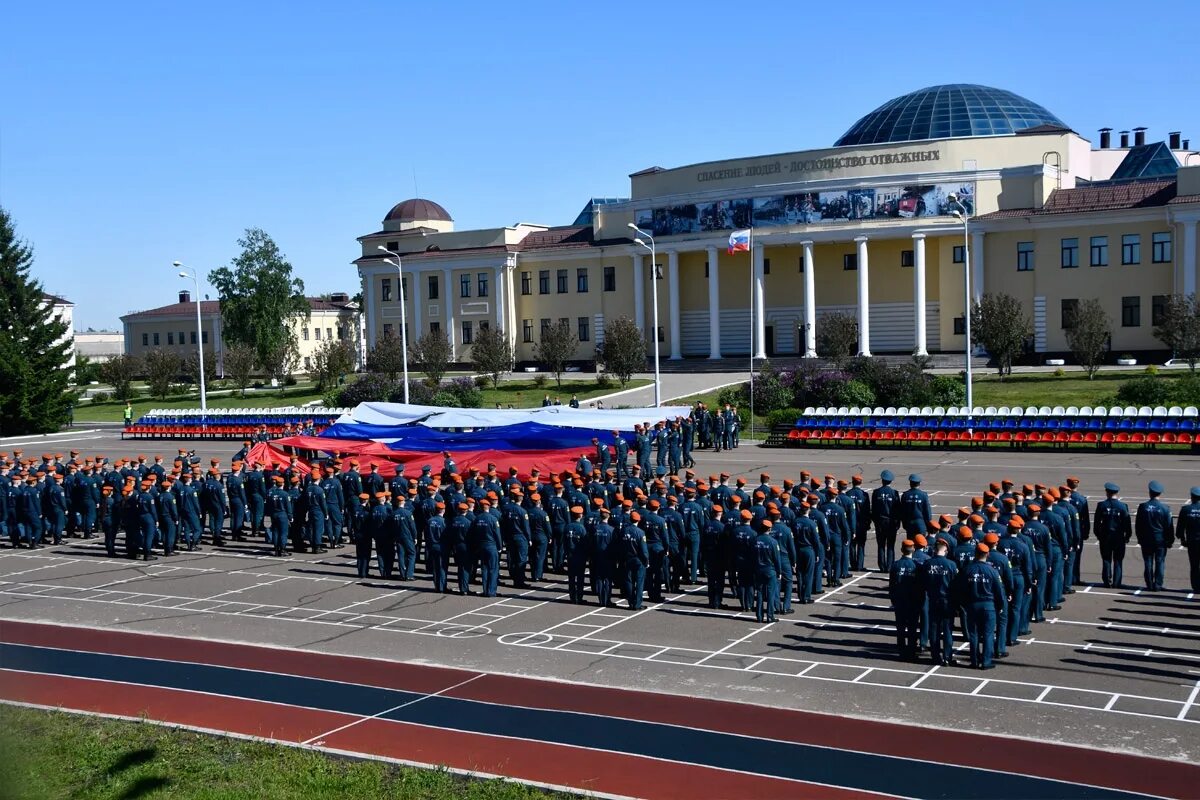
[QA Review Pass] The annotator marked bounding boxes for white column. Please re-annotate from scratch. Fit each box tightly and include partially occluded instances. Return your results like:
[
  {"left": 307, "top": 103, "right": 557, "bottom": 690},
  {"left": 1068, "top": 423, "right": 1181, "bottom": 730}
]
[
  {"left": 1183, "top": 219, "right": 1198, "bottom": 297},
  {"left": 912, "top": 233, "right": 928, "bottom": 356},
  {"left": 365, "top": 272, "right": 377, "bottom": 346},
  {"left": 667, "top": 250, "right": 681, "bottom": 359},
  {"left": 506, "top": 260, "right": 518, "bottom": 347},
  {"left": 494, "top": 265, "right": 505, "bottom": 329},
  {"left": 706, "top": 245, "right": 721, "bottom": 359},
  {"left": 855, "top": 235, "right": 871, "bottom": 356},
  {"left": 752, "top": 243, "right": 766, "bottom": 359},
  {"left": 632, "top": 253, "right": 646, "bottom": 335},
  {"left": 443, "top": 268, "right": 456, "bottom": 359},
  {"left": 971, "top": 230, "right": 985, "bottom": 304},
  {"left": 801, "top": 240, "right": 816, "bottom": 357},
  {"left": 410, "top": 269, "right": 422, "bottom": 338}
]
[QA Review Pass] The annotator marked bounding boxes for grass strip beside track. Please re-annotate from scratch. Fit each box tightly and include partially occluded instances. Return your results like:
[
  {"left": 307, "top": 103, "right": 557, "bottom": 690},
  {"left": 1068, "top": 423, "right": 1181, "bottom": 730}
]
[{"left": 0, "top": 705, "right": 571, "bottom": 800}]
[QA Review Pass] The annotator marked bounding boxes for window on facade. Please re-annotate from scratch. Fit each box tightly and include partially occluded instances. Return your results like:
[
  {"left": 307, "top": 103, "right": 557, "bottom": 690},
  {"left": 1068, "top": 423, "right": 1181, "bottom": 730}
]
[
  {"left": 797, "top": 256, "right": 804, "bottom": 272},
  {"left": 337, "top": 325, "right": 345, "bottom": 340},
  {"left": 478, "top": 272, "right": 489, "bottom": 297},
  {"left": 1061, "top": 238, "right": 1079, "bottom": 268},
  {"left": 539, "top": 270, "right": 550, "bottom": 294},
  {"left": 1090, "top": 235, "right": 1108, "bottom": 267},
  {"left": 522, "top": 319, "right": 533, "bottom": 343},
  {"left": 461, "top": 321, "right": 473, "bottom": 344},
  {"left": 153, "top": 332, "right": 160, "bottom": 345},
  {"left": 142, "top": 333, "right": 149, "bottom": 346},
  {"left": 401, "top": 277, "right": 407, "bottom": 301},
  {"left": 1152, "top": 232, "right": 1172, "bottom": 263},
  {"left": 900, "top": 249, "right": 915, "bottom": 267},
  {"left": 1122, "top": 296, "right": 1141, "bottom": 327},
  {"left": 1061, "top": 299, "right": 1079, "bottom": 329},
  {"left": 953, "top": 316, "right": 966, "bottom": 336},
  {"left": 304, "top": 356, "right": 311, "bottom": 370},
  {"left": 385, "top": 241, "right": 398, "bottom": 252},
  {"left": 190, "top": 332, "right": 197, "bottom": 345},
  {"left": 178, "top": 331, "right": 184, "bottom": 345},
  {"left": 540, "top": 318, "right": 551, "bottom": 339},
  {"left": 1152, "top": 295, "right": 1169, "bottom": 327},
  {"left": 314, "top": 327, "right": 321, "bottom": 340},
  {"left": 201, "top": 331, "right": 208, "bottom": 344},
  {"left": 427, "top": 275, "right": 439, "bottom": 300},
  {"left": 576, "top": 268, "right": 588, "bottom": 293},
  {"left": 302, "top": 327, "right": 309, "bottom": 341},
  {"left": 478, "top": 321, "right": 488, "bottom": 332},
  {"left": 460, "top": 274, "right": 471, "bottom": 298},
  {"left": 952, "top": 245, "right": 965, "bottom": 264},
  {"left": 327, "top": 328, "right": 332, "bottom": 341},
  {"left": 577, "top": 317, "right": 589, "bottom": 342},
  {"left": 657, "top": 326, "right": 665, "bottom": 343},
  {"left": 383, "top": 323, "right": 393, "bottom": 336},
  {"left": 763, "top": 258, "right": 771, "bottom": 275},
  {"left": 1122, "top": 234, "right": 1141, "bottom": 265},
  {"left": 1017, "top": 241, "right": 1035, "bottom": 271},
  {"left": 381, "top": 278, "right": 392, "bottom": 302},
  {"left": 167, "top": 332, "right": 174, "bottom": 345},
  {"left": 843, "top": 253, "right": 857, "bottom": 270},
  {"left": 429, "top": 321, "right": 440, "bottom": 334},
  {"left": 557, "top": 269, "right": 568, "bottom": 293},
  {"left": 603, "top": 266, "right": 615, "bottom": 291},
  {"left": 521, "top": 271, "right": 532, "bottom": 295}
]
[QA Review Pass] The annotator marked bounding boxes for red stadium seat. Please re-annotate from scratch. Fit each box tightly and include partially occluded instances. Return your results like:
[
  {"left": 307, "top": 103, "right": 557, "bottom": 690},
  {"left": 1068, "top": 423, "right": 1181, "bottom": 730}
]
[
  {"left": 1131, "top": 432, "right": 1146, "bottom": 444},
  {"left": 1068, "top": 432, "right": 1083, "bottom": 443},
  {"left": 1116, "top": 432, "right": 1131, "bottom": 443},
  {"left": 1163, "top": 432, "right": 1177, "bottom": 444},
  {"left": 870, "top": 430, "right": 884, "bottom": 441},
  {"left": 787, "top": 429, "right": 801, "bottom": 440},
  {"left": 1101, "top": 432, "right": 1115, "bottom": 443},
  {"left": 1055, "top": 432, "right": 1070, "bottom": 443},
  {"left": 1014, "top": 432, "right": 1028, "bottom": 443},
  {"left": 1147, "top": 433, "right": 1161, "bottom": 444},
  {"left": 1084, "top": 432, "right": 1099, "bottom": 443},
  {"left": 1179, "top": 433, "right": 1193, "bottom": 444},
  {"left": 933, "top": 431, "right": 948, "bottom": 442}
]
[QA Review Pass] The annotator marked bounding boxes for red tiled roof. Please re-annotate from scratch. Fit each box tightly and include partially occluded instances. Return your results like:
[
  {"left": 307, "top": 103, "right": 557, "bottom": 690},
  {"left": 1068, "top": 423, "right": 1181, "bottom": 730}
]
[
  {"left": 977, "top": 179, "right": 1177, "bottom": 220},
  {"left": 121, "top": 297, "right": 350, "bottom": 321},
  {"left": 517, "top": 226, "right": 594, "bottom": 250}
]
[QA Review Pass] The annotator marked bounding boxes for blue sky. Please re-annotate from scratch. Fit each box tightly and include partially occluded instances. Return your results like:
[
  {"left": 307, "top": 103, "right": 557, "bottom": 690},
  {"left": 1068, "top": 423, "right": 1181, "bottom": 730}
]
[{"left": 3, "top": 1, "right": 1197, "bottom": 330}]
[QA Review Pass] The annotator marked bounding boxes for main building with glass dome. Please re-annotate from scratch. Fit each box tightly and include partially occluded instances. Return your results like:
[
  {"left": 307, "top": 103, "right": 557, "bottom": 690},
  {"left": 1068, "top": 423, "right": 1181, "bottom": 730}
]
[{"left": 356, "top": 84, "right": 1200, "bottom": 364}]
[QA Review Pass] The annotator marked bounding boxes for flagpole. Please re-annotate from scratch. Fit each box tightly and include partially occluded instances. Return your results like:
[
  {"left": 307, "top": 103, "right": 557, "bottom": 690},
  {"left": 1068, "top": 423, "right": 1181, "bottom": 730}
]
[{"left": 748, "top": 226, "right": 755, "bottom": 445}]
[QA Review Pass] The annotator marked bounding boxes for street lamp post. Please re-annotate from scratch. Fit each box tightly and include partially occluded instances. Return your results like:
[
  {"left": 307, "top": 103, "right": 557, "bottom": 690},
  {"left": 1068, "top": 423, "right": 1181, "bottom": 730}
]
[
  {"left": 948, "top": 194, "right": 974, "bottom": 418},
  {"left": 629, "top": 224, "right": 661, "bottom": 407},
  {"left": 172, "top": 262, "right": 207, "bottom": 419},
  {"left": 376, "top": 246, "right": 410, "bottom": 404}
]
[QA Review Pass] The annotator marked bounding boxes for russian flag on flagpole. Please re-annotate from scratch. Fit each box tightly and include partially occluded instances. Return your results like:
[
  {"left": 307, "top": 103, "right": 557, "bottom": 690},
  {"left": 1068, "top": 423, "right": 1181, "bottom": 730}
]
[{"left": 727, "top": 229, "right": 751, "bottom": 254}]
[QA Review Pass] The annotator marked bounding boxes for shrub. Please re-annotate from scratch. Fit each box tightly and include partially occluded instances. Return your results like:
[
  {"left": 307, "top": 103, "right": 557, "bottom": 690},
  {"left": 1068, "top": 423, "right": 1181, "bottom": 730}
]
[
  {"left": 332, "top": 372, "right": 395, "bottom": 406},
  {"left": 388, "top": 380, "right": 436, "bottom": 406},
  {"left": 595, "top": 373, "right": 614, "bottom": 390},
  {"left": 751, "top": 367, "right": 793, "bottom": 413},
  {"left": 923, "top": 375, "right": 967, "bottom": 406},
  {"left": 1116, "top": 376, "right": 1172, "bottom": 406},
  {"left": 532, "top": 374, "right": 548, "bottom": 389},
  {"left": 473, "top": 375, "right": 490, "bottom": 389},
  {"left": 446, "top": 376, "right": 483, "bottom": 408},
  {"left": 1172, "top": 374, "right": 1200, "bottom": 405},
  {"left": 817, "top": 312, "right": 858, "bottom": 366},
  {"left": 766, "top": 407, "right": 805, "bottom": 429},
  {"left": 1144, "top": 364, "right": 1159, "bottom": 376},
  {"left": 838, "top": 379, "right": 877, "bottom": 408},
  {"left": 1054, "top": 368, "right": 1066, "bottom": 378},
  {"left": 716, "top": 384, "right": 747, "bottom": 408},
  {"left": 431, "top": 390, "right": 462, "bottom": 408},
  {"left": 90, "top": 391, "right": 110, "bottom": 403}
]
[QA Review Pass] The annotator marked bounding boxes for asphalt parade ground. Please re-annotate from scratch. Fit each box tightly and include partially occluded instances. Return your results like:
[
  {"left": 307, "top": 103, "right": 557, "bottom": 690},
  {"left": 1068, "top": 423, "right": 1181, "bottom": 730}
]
[{"left": 2, "top": 427, "right": 1200, "bottom": 797}]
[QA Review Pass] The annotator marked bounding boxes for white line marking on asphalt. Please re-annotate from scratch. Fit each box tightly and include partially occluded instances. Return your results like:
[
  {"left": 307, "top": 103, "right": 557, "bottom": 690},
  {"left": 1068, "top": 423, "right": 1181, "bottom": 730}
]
[{"left": 1177, "top": 681, "right": 1200, "bottom": 721}]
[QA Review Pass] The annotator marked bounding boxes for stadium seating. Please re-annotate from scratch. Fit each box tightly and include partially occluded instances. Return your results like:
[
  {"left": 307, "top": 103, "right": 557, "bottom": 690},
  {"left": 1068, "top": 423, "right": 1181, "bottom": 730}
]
[
  {"left": 121, "top": 407, "right": 348, "bottom": 440},
  {"left": 765, "top": 405, "right": 1200, "bottom": 452}
]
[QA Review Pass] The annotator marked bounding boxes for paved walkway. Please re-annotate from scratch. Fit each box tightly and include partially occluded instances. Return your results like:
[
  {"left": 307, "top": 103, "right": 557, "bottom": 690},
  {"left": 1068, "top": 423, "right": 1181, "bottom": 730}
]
[
  {"left": 4, "top": 621, "right": 1192, "bottom": 799},
  {"left": 590, "top": 371, "right": 746, "bottom": 409}
]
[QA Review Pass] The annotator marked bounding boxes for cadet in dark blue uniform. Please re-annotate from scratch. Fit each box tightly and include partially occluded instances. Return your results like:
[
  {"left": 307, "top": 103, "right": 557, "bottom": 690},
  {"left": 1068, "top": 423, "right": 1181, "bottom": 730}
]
[
  {"left": 470, "top": 499, "right": 503, "bottom": 596},
  {"left": 953, "top": 542, "right": 1005, "bottom": 669},
  {"left": 900, "top": 474, "right": 932, "bottom": 538},
  {"left": 1177, "top": 487, "right": 1200, "bottom": 593},
  {"left": 589, "top": 507, "right": 616, "bottom": 607},
  {"left": 701, "top": 505, "right": 727, "bottom": 608},
  {"left": 623, "top": 511, "right": 649, "bottom": 609},
  {"left": 752, "top": 520, "right": 781, "bottom": 623},
  {"left": 157, "top": 477, "right": 180, "bottom": 555},
  {"left": 226, "top": 462, "right": 247, "bottom": 541},
  {"left": 265, "top": 476, "right": 291, "bottom": 557},
  {"left": 1024, "top": 504, "right": 1050, "bottom": 622},
  {"left": 426, "top": 501, "right": 448, "bottom": 592},
  {"left": 392, "top": 493, "right": 418, "bottom": 579},
  {"left": 1066, "top": 476, "right": 1089, "bottom": 586},
  {"left": 819, "top": 491, "right": 849, "bottom": 587},
  {"left": 792, "top": 502, "right": 819, "bottom": 604},
  {"left": 767, "top": 507, "right": 796, "bottom": 615},
  {"left": 350, "top": 493, "right": 371, "bottom": 578},
  {"left": 919, "top": 538, "right": 958, "bottom": 666},
  {"left": 731, "top": 509, "right": 757, "bottom": 611},
  {"left": 1135, "top": 480, "right": 1173, "bottom": 591},
  {"left": 1093, "top": 483, "right": 1132, "bottom": 588},
  {"left": 448, "top": 502, "right": 473, "bottom": 594},
  {"left": 871, "top": 470, "right": 900, "bottom": 572},
  {"left": 996, "top": 518, "right": 1033, "bottom": 648},
  {"left": 889, "top": 540, "right": 923, "bottom": 661}
]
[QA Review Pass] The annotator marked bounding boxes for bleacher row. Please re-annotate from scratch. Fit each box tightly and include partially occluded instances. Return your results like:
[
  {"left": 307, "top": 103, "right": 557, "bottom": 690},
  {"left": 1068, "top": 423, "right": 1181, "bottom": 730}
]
[
  {"left": 768, "top": 405, "right": 1200, "bottom": 450},
  {"left": 121, "top": 407, "right": 348, "bottom": 440}
]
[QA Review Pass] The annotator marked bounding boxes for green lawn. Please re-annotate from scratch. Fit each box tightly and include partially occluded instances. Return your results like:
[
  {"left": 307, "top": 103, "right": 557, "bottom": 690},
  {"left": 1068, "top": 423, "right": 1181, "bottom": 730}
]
[
  {"left": 970, "top": 369, "right": 1188, "bottom": 408},
  {"left": 73, "top": 385, "right": 329, "bottom": 423},
  {"left": 478, "top": 378, "right": 649, "bottom": 409},
  {"left": 0, "top": 705, "right": 569, "bottom": 800}
]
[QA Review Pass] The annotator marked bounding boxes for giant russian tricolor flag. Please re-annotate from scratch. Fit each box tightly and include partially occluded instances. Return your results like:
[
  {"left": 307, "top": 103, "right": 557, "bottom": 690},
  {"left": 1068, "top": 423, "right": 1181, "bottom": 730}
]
[
  {"left": 253, "top": 402, "right": 691, "bottom": 479},
  {"left": 728, "top": 229, "right": 751, "bottom": 254}
]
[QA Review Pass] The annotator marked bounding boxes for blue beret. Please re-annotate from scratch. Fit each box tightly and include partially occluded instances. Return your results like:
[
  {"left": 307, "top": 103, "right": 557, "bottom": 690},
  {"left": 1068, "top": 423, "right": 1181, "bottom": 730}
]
[
  {"left": 1148, "top": 480, "right": 1164, "bottom": 495},
  {"left": 909, "top": 473, "right": 922, "bottom": 484},
  {"left": 1191, "top": 487, "right": 1200, "bottom": 497},
  {"left": 880, "top": 469, "right": 894, "bottom": 482},
  {"left": 1104, "top": 482, "right": 1120, "bottom": 493}
]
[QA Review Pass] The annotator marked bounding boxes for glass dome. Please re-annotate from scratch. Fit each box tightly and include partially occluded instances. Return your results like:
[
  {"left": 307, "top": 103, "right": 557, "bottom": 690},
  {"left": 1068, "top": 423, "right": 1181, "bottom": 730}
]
[{"left": 834, "top": 84, "right": 1067, "bottom": 147}]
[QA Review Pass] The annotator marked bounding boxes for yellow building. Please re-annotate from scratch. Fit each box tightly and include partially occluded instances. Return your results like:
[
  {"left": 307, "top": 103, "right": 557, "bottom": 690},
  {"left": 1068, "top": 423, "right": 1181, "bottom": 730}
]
[
  {"left": 355, "top": 85, "right": 1200, "bottom": 364},
  {"left": 121, "top": 292, "right": 361, "bottom": 375}
]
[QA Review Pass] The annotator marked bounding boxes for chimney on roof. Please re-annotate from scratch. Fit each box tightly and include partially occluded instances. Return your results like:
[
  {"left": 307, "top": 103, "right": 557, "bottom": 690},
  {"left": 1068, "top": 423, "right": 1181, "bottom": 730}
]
[
  {"left": 1185, "top": 139, "right": 1191, "bottom": 150},
  {"left": 1169, "top": 131, "right": 1182, "bottom": 149},
  {"left": 1119, "top": 130, "right": 1130, "bottom": 148},
  {"left": 179, "top": 290, "right": 191, "bottom": 304},
  {"left": 1134, "top": 127, "right": 1147, "bottom": 147},
  {"left": 1099, "top": 128, "right": 1112, "bottom": 149},
  {"left": 329, "top": 292, "right": 349, "bottom": 303}
]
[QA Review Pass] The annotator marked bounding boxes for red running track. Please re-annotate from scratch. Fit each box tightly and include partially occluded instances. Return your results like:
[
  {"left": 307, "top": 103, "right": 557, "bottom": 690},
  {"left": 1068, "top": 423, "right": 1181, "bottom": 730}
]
[{"left": 1, "top": 620, "right": 1196, "bottom": 799}]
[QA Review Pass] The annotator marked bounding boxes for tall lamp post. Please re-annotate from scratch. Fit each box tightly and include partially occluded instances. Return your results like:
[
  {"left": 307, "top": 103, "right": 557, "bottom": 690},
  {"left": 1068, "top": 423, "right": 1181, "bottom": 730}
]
[
  {"left": 948, "top": 193, "right": 974, "bottom": 417},
  {"left": 172, "top": 262, "right": 208, "bottom": 419},
  {"left": 376, "top": 246, "right": 410, "bottom": 404},
  {"left": 628, "top": 223, "right": 661, "bottom": 407}
]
